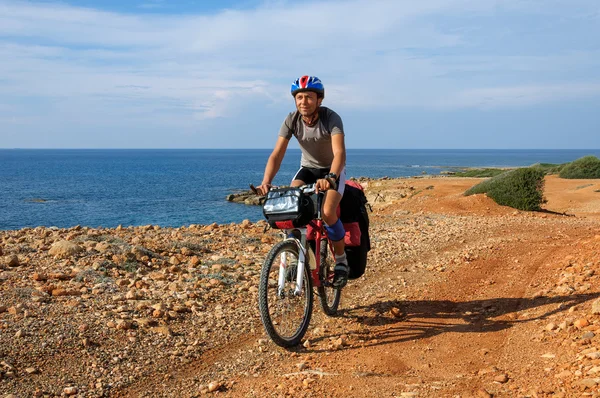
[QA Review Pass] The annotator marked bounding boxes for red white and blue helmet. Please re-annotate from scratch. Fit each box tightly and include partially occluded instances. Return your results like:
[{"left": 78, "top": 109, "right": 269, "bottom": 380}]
[{"left": 291, "top": 75, "right": 324, "bottom": 98}]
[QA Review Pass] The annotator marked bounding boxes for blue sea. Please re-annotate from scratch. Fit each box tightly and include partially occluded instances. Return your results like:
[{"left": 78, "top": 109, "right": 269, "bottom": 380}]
[{"left": 1, "top": 149, "right": 599, "bottom": 230}]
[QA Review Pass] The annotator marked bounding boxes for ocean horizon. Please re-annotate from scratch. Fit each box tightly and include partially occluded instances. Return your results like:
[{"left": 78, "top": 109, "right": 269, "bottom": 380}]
[{"left": 1, "top": 148, "right": 599, "bottom": 230}]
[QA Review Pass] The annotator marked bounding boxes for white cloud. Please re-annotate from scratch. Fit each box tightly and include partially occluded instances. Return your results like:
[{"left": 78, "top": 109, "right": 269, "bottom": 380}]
[{"left": 0, "top": 0, "right": 599, "bottom": 146}]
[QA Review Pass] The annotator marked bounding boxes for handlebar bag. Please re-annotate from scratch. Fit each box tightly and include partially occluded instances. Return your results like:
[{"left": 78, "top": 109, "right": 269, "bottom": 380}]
[{"left": 263, "top": 187, "right": 315, "bottom": 228}]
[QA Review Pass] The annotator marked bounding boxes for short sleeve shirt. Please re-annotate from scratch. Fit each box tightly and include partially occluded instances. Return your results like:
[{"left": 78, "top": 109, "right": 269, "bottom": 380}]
[{"left": 278, "top": 107, "right": 344, "bottom": 169}]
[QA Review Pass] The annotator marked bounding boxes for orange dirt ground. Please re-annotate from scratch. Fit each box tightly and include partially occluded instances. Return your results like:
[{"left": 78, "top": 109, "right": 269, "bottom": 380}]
[{"left": 117, "top": 175, "right": 600, "bottom": 397}]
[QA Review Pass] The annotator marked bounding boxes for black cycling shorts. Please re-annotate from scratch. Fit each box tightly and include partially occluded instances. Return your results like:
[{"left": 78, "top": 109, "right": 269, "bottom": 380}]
[{"left": 292, "top": 167, "right": 346, "bottom": 195}]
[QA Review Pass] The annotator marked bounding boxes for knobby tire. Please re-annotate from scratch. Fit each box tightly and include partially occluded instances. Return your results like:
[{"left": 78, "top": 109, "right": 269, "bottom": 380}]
[
  {"left": 258, "top": 240, "right": 313, "bottom": 347},
  {"left": 316, "top": 239, "right": 341, "bottom": 316}
]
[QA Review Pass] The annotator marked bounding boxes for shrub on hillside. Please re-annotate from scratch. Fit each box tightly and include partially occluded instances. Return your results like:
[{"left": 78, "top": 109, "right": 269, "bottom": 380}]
[
  {"left": 559, "top": 156, "right": 600, "bottom": 179},
  {"left": 530, "top": 162, "right": 566, "bottom": 175},
  {"left": 465, "top": 167, "right": 546, "bottom": 211},
  {"left": 451, "top": 168, "right": 508, "bottom": 178}
]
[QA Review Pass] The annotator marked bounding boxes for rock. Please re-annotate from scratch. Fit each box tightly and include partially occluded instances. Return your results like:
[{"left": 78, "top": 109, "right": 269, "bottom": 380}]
[
  {"left": 555, "top": 370, "right": 572, "bottom": 378},
  {"left": 25, "top": 367, "right": 38, "bottom": 374},
  {"left": 586, "top": 352, "right": 600, "bottom": 359},
  {"left": 49, "top": 241, "right": 83, "bottom": 259},
  {"left": 51, "top": 288, "right": 79, "bottom": 297},
  {"left": 391, "top": 307, "right": 404, "bottom": 318},
  {"left": 7, "top": 255, "right": 20, "bottom": 267},
  {"left": 125, "top": 290, "right": 141, "bottom": 300},
  {"left": 116, "top": 320, "right": 133, "bottom": 330},
  {"left": 63, "top": 386, "right": 78, "bottom": 395},
  {"left": 541, "top": 353, "right": 556, "bottom": 359},
  {"left": 574, "top": 318, "right": 590, "bottom": 329},
  {"left": 476, "top": 389, "right": 492, "bottom": 398},
  {"left": 8, "top": 306, "right": 22, "bottom": 315},
  {"left": 95, "top": 242, "right": 111, "bottom": 252},
  {"left": 574, "top": 378, "right": 600, "bottom": 389},
  {"left": 207, "top": 381, "right": 222, "bottom": 392},
  {"left": 582, "top": 331, "right": 595, "bottom": 340},
  {"left": 592, "top": 299, "right": 600, "bottom": 315},
  {"left": 296, "top": 362, "right": 307, "bottom": 371},
  {"left": 545, "top": 322, "right": 557, "bottom": 331},
  {"left": 32, "top": 272, "right": 47, "bottom": 281},
  {"left": 494, "top": 373, "right": 509, "bottom": 383},
  {"left": 15, "top": 329, "right": 25, "bottom": 338}
]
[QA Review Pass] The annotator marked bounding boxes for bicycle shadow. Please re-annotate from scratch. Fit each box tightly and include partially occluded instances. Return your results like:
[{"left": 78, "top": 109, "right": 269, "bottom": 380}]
[{"left": 300, "top": 292, "right": 600, "bottom": 352}]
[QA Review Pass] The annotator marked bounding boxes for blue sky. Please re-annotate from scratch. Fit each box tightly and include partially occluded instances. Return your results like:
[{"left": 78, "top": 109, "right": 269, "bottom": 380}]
[{"left": 1, "top": 0, "right": 599, "bottom": 149}]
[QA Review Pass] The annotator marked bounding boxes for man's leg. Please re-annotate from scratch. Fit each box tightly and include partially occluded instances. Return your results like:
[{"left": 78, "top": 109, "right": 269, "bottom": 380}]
[{"left": 322, "top": 190, "right": 348, "bottom": 288}]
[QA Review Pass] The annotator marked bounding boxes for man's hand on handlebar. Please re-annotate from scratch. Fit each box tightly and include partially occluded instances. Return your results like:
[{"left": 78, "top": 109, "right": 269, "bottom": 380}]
[
  {"left": 315, "top": 178, "right": 336, "bottom": 192},
  {"left": 250, "top": 183, "right": 271, "bottom": 196}
]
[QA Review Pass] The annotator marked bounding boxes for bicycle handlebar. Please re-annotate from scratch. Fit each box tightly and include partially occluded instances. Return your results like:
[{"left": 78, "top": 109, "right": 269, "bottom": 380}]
[{"left": 249, "top": 183, "right": 320, "bottom": 196}]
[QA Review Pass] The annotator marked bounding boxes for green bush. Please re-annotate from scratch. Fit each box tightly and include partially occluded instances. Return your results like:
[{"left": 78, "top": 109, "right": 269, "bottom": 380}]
[
  {"left": 530, "top": 162, "right": 566, "bottom": 175},
  {"left": 465, "top": 167, "right": 546, "bottom": 211},
  {"left": 451, "top": 168, "right": 508, "bottom": 178},
  {"left": 559, "top": 156, "right": 600, "bottom": 179}
]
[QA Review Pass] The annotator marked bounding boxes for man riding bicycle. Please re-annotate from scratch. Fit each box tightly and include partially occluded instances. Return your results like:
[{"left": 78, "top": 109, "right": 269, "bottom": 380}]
[{"left": 256, "top": 75, "right": 349, "bottom": 288}]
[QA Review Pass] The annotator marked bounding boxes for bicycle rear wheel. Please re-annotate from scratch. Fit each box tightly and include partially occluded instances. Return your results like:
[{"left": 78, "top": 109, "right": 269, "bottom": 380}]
[
  {"left": 317, "top": 239, "right": 341, "bottom": 316},
  {"left": 258, "top": 240, "right": 313, "bottom": 347}
]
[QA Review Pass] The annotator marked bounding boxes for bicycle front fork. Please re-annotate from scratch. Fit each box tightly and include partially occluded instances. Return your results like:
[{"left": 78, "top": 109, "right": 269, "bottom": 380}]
[{"left": 278, "top": 229, "right": 311, "bottom": 297}]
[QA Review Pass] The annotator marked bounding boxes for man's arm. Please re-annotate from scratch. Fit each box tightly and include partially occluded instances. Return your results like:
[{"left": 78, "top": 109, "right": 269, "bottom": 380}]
[
  {"left": 257, "top": 136, "right": 290, "bottom": 195},
  {"left": 329, "top": 133, "right": 346, "bottom": 178},
  {"left": 316, "top": 133, "right": 346, "bottom": 192}
]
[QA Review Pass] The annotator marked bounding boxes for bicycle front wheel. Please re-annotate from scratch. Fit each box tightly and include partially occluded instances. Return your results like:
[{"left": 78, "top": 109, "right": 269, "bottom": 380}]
[{"left": 258, "top": 240, "right": 313, "bottom": 347}]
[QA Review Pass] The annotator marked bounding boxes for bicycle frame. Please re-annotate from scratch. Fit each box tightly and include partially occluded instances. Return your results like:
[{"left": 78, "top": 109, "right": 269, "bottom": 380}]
[{"left": 277, "top": 191, "right": 334, "bottom": 296}]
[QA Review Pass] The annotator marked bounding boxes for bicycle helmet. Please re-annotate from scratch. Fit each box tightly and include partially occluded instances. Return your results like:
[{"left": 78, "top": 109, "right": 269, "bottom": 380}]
[{"left": 291, "top": 75, "right": 325, "bottom": 98}]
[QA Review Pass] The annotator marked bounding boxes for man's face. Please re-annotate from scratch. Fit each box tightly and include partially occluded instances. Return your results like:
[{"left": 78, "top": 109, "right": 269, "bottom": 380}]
[{"left": 295, "top": 91, "right": 322, "bottom": 116}]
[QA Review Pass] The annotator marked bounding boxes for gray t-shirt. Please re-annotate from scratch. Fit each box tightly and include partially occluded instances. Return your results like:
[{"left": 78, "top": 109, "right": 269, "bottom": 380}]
[{"left": 278, "top": 107, "right": 344, "bottom": 168}]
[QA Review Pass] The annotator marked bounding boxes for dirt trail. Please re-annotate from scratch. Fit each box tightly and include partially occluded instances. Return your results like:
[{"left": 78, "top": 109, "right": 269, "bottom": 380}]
[
  {"left": 2, "top": 176, "right": 599, "bottom": 397},
  {"left": 115, "top": 176, "right": 600, "bottom": 397}
]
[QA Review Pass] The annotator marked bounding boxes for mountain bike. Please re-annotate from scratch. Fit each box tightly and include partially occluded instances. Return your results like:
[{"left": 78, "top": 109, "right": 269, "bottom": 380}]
[{"left": 253, "top": 184, "right": 342, "bottom": 348}]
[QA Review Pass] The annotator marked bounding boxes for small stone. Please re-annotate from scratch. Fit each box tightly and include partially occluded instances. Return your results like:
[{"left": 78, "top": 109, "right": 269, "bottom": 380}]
[
  {"left": 555, "top": 370, "right": 572, "bottom": 378},
  {"left": 582, "top": 331, "right": 595, "bottom": 340},
  {"left": 592, "top": 299, "right": 600, "bottom": 315},
  {"left": 391, "top": 307, "right": 404, "bottom": 318},
  {"left": 15, "top": 329, "right": 25, "bottom": 338},
  {"left": 574, "top": 318, "right": 590, "bottom": 329},
  {"left": 125, "top": 290, "right": 140, "bottom": 300},
  {"left": 207, "top": 381, "right": 222, "bottom": 392},
  {"left": 63, "top": 387, "right": 78, "bottom": 395},
  {"left": 575, "top": 378, "right": 599, "bottom": 388},
  {"left": 476, "top": 389, "right": 492, "bottom": 398},
  {"left": 494, "top": 373, "right": 509, "bottom": 383},
  {"left": 586, "top": 352, "right": 600, "bottom": 359},
  {"left": 297, "top": 362, "right": 307, "bottom": 371},
  {"left": 49, "top": 241, "right": 83, "bottom": 259},
  {"left": 32, "top": 272, "right": 47, "bottom": 281},
  {"left": 116, "top": 320, "right": 133, "bottom": 330},
  {"left": 541, "top": 353, "right": 556, "bottom": 359},
  {"left": 8, "top": 306, "right": 22, "bottom": 315},
  {"left": 7, "top": 255, "right": 20, "bottom": 267},
  {"left": 545, "top": 322, "right": 557, "bottom": 331}
]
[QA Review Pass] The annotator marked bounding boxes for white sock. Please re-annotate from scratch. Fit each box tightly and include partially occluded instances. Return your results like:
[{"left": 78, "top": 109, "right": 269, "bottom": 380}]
[{"left": 335, "top": 252, "right": 348, "bottom": 266}]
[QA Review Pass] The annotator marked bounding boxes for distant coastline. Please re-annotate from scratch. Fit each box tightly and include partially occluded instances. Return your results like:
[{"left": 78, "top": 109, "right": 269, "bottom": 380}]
[{"left": 2, "top": 149, "right": 600, "bottom": 230}]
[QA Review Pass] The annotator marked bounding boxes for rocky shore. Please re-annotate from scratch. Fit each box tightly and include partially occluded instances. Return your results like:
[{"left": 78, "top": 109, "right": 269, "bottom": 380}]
[{"left": 1, "top": 175, "right": 600, "bottom": 397}]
